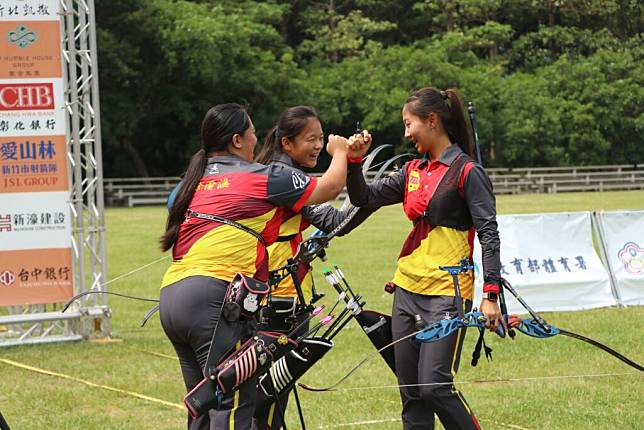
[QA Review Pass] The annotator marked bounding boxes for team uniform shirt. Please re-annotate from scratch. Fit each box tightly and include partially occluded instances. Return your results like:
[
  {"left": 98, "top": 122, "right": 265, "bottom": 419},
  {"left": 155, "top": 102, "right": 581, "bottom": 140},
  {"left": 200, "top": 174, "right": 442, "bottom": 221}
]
[
  {"left": 161, "top": 155, "right": 317, "bottom": 288},
  {"left": 265, "top": 153, "right": 314, "bottom": 300},
  {"left": 267, "top": 153, "right": 376, "bottom": 301},
  {"left": 268, "top": 209, "right": 314, "bottom": 299},
  {"left": 346, "top": 144, "right": 501, "bottom": 301}
]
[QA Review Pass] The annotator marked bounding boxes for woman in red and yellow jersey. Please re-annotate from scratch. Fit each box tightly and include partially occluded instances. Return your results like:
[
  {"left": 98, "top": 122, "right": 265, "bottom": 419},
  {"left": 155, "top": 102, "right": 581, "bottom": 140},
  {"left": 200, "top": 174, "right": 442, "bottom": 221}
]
[
  {"left": 253, "top": 106, "right": 373, "bottom": 429},
  {"left": 159, "top": 103, "right": 349, "bottom": 430},
  {"left": 346, "top": 88, "right": 503, "bottom": 430},
  {"left": 256, "top": 106, "right": 373, "bottom": 305}
]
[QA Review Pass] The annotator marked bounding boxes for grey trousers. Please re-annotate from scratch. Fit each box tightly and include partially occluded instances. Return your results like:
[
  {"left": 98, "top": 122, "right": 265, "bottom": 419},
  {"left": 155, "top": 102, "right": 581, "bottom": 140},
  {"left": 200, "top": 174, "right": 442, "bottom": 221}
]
[
  {"left": 392, "top": 288, "right": 481, "bottom": 430},
  {"left": 160, "top": 276, "right": 256, "bottom": 430}
]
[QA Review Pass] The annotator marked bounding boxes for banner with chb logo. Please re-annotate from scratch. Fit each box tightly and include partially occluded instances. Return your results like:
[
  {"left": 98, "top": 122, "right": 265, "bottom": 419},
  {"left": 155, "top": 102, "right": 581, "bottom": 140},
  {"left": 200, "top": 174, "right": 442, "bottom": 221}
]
[{"left": 0, "top": 0, "right": 73, "bottom": 306}]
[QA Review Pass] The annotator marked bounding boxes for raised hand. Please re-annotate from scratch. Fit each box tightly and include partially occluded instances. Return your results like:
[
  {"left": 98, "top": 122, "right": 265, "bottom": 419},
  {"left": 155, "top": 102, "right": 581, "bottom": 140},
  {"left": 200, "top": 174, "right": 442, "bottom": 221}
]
[
  {"left": 347, "top": 130, "right": 372, "bottom": 159},
  {"left": 326, "top": 134, "right": 349, "bottom": 157}
]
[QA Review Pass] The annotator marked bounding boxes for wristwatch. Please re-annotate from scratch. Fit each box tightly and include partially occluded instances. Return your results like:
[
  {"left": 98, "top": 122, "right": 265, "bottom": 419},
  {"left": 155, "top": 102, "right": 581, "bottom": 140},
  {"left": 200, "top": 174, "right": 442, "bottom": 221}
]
[{"left": 482, "top": 292, "right": 498, "bottom": 302}]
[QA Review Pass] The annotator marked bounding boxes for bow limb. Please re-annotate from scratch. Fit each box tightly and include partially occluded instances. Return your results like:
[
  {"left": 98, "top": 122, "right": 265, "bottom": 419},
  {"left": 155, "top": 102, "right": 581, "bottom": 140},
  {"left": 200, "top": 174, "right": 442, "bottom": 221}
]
[
  {"left": 555, "top": 328, "right": 643, "bottom": 372},
  {"left": 502, "top": 278, "right": 643, "bottom": 372},
  {"left": 509, "top": 317, "right": 644, "bottom": 371},
  {"left": 373, "top": 152, "right": 414, "bottom": 181},
  {"left": 62, "top": 290, "right": 159, "bottom": 312},
  {"left": 298, "top": 145, "right": 395, "bottom": 263}
]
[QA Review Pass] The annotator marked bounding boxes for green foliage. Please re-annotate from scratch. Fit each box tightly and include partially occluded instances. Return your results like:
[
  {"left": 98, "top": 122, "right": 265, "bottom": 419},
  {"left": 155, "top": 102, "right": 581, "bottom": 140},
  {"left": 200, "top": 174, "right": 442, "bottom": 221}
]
[
  {"left": 509, "top": 26, "right": 620, "bottom": 71},
  {"left": 96, "top": 0, "right": 643, "bottom": 175},
  {"left": 299, "top": 9, "right": 396, "bottom": 62}
]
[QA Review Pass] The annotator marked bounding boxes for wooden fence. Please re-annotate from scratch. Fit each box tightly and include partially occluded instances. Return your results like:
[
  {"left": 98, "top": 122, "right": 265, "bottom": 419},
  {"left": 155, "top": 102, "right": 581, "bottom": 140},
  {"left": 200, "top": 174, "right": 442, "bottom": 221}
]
[{"left": 104, "top": 163, "right": 643, "bottom": 207}]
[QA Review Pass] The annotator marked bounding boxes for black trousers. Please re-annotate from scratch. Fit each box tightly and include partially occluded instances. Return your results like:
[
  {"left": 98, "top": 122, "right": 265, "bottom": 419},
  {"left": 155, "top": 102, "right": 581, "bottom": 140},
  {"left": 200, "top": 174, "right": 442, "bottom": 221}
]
[
  {"left": 392, "top": 288, "right": 480, "bottom": 430},
  {"left": 0, "top": 410, "right": 9, "bottom": 430},
  {"left": 253, "top": 308, "right": 310, "bottom": 429},
  {"left": 160, "top": 276, "right": 256, "bottom": 430}
]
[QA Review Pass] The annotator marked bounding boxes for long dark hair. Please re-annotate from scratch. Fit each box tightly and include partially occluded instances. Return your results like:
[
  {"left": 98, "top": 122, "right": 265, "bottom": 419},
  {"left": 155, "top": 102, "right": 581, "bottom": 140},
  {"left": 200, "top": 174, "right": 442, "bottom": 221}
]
[
  {"left": 160, "top": 103, "right": 252, "bottom": 251},
  {"left": 255, "top": 106, "right": 320, "bottom": 165},
  {"left": 404, "top": 87, "right": 474, "bottom": 157}
]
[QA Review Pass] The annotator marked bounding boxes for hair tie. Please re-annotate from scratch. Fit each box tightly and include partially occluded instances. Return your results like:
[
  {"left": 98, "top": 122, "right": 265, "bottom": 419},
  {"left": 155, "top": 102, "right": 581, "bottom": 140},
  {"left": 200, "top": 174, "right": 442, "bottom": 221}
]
[{"left": 440, "top": 90, "right": 451, "bottom": 111}]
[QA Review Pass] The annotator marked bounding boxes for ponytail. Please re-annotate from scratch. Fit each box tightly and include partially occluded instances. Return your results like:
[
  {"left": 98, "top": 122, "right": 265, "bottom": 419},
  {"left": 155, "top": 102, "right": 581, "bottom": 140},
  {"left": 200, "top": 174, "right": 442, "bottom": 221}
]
[
  {"left": 444, "top": 89, "right": 474, "bottom": 158},
  {"left": 405, "top": 87, "right": 474, "bottom": 158},
  {"left": 160, "top": 149, "right": 207, "bottom": 251},
  {"left": 255, "top": 126, "right": 280, "bottom": 165},
  {"left": 159, "top": 102, "right": 252, "bottom": 252}
]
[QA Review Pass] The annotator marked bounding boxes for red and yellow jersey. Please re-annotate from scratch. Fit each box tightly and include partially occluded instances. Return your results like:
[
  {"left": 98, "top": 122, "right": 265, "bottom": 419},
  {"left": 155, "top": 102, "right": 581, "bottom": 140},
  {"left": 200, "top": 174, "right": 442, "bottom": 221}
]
[
  {"left": 346, "top": 145, "right": 501, "bottom": 299},
  {"left": 267, "top": 210, "right": 313, "bottom": 300},
  {"left": 161, "top": 155, "right": 316, "bottom": 288},
  {"left": 393, "top": 153, "right": 476, "bottom": 299}
]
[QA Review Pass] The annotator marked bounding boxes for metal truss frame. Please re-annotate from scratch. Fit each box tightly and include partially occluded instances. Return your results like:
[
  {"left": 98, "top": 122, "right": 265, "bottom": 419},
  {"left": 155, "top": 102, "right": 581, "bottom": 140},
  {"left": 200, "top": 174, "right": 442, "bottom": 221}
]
[{"left": 0, "top": 0, "right": 110, "bottom": 347}]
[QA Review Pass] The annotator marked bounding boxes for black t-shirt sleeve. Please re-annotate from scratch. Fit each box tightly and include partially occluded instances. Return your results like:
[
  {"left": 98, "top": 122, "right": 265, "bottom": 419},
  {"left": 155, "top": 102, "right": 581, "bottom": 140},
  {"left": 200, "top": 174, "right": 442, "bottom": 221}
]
[
  {"left": 463, "top": 163, "right": 501, "bottom": 285},
  {"left": 346, "top": 162, "right": 406, "bottom": 208},
  {"left": 266, "top": 164, "right": 317, "bottom": 212}
]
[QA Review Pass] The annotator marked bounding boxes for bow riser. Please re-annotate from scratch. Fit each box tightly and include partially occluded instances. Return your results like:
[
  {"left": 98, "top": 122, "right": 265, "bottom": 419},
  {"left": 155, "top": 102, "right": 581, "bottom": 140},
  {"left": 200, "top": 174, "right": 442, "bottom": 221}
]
[{"left": 416, "top": 312, "right": 490, "bottom": 342}]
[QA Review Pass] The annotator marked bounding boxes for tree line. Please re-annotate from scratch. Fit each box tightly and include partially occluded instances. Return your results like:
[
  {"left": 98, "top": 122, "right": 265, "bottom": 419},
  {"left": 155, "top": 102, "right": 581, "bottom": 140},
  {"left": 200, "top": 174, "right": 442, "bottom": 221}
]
[{"left": 96, "top": 0, "right": 643, "bottom": 176}]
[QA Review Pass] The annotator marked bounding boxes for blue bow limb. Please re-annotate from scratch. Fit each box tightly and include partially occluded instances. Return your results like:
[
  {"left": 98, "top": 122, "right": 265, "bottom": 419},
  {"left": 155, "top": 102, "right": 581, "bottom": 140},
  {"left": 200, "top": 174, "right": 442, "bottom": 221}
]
[{"left": 513, "top": 318, "right": 560, "bottom": 338}]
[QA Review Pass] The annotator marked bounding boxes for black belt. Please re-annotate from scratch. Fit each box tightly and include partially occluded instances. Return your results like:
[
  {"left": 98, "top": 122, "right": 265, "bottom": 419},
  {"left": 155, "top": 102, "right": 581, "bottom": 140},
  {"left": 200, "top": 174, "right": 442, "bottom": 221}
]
[
  {"left": 276, "top": 234, "right": 298, "bottom": 242},
  {"left": 186, "top": 209, "right": 266, "bottom": 247}
]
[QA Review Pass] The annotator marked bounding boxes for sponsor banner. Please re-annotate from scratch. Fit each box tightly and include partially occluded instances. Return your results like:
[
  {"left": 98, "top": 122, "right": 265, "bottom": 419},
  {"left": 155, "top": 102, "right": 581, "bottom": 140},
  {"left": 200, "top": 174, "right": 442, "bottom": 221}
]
[
  {"left": 473, "top": 212, "right": 615, "bottom": 313},
  {"left": 0, "top": 191, "right": 71, "bottom": 250},
  {"left": 0, "top": 19, "right": 62, "bottom": 78},
  {"left": 0, "top": 134, "right": 68, "bottom": 192},
  {"left": 0, "top": 78, "right": 65, "bottom": 136},
  {"left": 597, "top": 211, "right": 644, "bottom": 306},
  {"left": 0, "top": 1, "right": 60, "bottom": 21},
  {"left": 0, "top": 247, "right": 73, "bottom": 306}
]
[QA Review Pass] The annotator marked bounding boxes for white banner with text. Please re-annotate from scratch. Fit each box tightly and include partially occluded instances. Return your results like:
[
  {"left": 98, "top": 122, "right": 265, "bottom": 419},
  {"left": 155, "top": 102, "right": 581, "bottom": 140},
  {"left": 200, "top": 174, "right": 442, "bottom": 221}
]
[{"left": 473, "top": 212, "right": 615, "bottom": 314}]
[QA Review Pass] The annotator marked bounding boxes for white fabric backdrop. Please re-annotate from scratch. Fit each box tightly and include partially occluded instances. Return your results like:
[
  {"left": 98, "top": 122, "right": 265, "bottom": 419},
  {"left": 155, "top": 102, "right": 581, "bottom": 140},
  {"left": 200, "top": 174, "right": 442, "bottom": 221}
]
[
  {"left": 596, "top": 210, "right": 644, "bottom": 306},
  {"left": 473, "top": 212, "right": 615, "bottom": 313}
]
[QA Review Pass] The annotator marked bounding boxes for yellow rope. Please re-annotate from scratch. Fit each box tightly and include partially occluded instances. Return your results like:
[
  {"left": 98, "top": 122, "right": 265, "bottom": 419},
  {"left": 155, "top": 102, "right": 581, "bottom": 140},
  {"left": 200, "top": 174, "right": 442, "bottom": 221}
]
[{"left": 0, "top": 358, "right": 183, "bottom": 410}]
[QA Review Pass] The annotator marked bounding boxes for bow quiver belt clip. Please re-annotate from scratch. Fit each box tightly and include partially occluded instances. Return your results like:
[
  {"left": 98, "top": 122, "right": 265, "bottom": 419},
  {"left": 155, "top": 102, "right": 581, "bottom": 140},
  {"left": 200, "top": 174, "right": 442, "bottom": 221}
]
[
  {"left": 260, "top": 296, "right": 298, "bottom": 332},
  {"left": 222, "top": 273, "right": 270, "bottom": 322}
]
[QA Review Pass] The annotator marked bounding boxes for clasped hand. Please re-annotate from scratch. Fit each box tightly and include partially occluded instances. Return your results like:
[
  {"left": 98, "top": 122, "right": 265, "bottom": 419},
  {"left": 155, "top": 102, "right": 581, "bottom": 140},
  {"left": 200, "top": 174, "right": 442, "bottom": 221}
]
[
  {"left": 347, "top": 130, "right": 372, "bottom": 158},
  {"left": 326, "top": 130, "right": 372, "bottom": 158}
]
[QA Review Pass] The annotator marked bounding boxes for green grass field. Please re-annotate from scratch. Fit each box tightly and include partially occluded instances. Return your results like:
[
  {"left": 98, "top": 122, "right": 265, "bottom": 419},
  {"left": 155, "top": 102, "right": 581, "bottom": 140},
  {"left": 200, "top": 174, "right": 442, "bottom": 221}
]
[{"left": 1, "top": 191, "right": 643, "bottom": 429}]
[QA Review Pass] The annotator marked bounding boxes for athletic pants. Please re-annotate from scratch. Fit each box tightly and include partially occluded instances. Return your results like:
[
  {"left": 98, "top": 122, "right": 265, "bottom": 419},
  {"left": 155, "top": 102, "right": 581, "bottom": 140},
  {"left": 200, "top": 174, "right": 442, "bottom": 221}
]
[
  {"left": 253, "top": 309, "right": 310, "bottom": 429},
  {"left": 392, "top": 288, "right": 480, "bottom": 430},
  {"left": 0, "top": 410, "right": 9, "bottom": 430},
  {"left": 160, "top": 276, "right": 256, "bottom": 430}
]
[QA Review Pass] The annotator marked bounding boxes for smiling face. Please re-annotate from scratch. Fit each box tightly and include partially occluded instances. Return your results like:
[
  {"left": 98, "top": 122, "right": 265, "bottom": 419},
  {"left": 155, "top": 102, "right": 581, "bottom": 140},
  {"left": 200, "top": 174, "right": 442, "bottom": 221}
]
[
  {"left": 281, "top": 117, "right": 324, "bottom": 168},
  {"left": 402, "top": 105, "right": 436, "bottom": 154}
]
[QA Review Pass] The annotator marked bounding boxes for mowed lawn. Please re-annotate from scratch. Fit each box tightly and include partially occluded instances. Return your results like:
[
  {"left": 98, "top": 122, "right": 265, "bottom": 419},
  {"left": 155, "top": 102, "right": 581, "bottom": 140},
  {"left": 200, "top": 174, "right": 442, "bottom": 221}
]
[{"left": 1, "top": 190, "right": 643, "bottom": 429}]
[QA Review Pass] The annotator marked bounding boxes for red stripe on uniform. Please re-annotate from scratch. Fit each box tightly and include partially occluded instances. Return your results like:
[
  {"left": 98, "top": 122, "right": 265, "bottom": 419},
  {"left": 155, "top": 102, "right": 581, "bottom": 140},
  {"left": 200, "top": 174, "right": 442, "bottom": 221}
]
[
  {"left": 458, "top": 161, "right": 475, "bottom": 197},
  {"left": 468, "top": 228, "right": 475, "bottom": 259},
  {"left": 292, "top": 177, "right": 317, "bottom": 212},
  {"left": 398, "top": 220, "right": 434, "bottom": 259}
]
